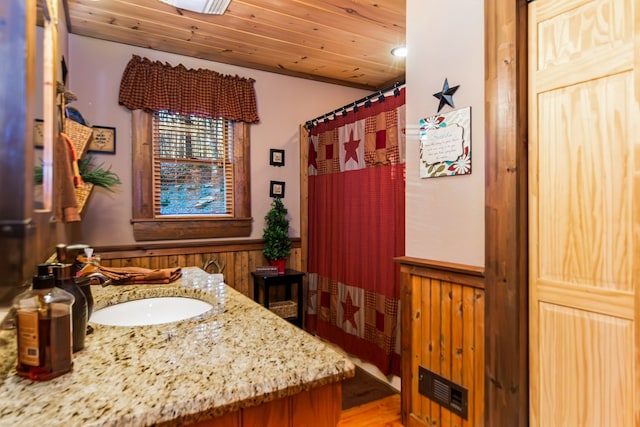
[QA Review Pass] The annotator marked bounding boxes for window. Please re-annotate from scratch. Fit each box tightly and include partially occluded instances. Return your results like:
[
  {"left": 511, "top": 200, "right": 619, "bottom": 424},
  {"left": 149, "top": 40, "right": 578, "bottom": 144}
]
[
  {"left": 131, "top": 110, "right": 251, "bottom": 241},
  {"left": 153, "top": 110, "right": 233, "bottom": 216}
]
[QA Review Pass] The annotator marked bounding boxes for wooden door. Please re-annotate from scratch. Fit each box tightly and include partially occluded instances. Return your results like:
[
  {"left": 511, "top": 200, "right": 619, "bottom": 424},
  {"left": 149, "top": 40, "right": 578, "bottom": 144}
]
[{"left": 528, "top": 0, "right": 638, "bottom": 425}]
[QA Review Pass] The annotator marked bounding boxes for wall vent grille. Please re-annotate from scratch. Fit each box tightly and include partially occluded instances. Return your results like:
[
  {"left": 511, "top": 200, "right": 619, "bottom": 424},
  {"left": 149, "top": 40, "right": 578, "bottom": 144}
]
[{"left": 418, "top": 365, "right": 469, "bottom": 420}]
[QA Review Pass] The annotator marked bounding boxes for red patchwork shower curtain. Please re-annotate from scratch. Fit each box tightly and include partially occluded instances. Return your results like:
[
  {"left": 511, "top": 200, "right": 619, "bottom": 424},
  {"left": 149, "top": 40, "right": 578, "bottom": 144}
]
[{"left": 306, "top": 89, "right": 405, "bottom": 376}]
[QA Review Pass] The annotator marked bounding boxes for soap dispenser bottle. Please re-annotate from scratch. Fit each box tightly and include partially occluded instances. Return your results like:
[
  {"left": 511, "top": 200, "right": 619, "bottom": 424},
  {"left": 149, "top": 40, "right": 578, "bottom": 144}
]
[
  {"left": 49, "top": 263, "right": 88, "bottom": 352},
  {"left": 13, "top": 272, "right": 74, "bottom": 381}
]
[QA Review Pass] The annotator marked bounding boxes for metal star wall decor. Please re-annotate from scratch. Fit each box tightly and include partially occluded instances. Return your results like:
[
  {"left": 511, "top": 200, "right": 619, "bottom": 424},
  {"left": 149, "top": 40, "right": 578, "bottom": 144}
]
[{"left": 433, "top": 78, "right": 460, "bottom": 113}]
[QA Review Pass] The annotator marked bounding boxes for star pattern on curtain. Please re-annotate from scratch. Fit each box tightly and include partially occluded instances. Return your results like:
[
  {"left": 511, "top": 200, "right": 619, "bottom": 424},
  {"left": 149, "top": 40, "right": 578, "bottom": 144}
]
[
  {"left": 307, "top": 287, "right": 318, "bottom": 313},
  {"left": 341, "top": 291, "right": 360, "bottom": 330},
  {"left": 343, "top": 129, "right": 360, "bottom": 164},
  {"left": 308, "top": 141, "right": 318, "bottom": 169},
  {"left": 306, "top": 87, "right": 405, "bottom": 376}
]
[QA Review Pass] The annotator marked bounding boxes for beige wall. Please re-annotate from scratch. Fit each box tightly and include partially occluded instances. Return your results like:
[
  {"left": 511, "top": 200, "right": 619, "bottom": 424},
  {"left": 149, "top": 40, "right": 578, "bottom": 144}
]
[
  {"left": 405, "top": 0, "right": 485, "bottom": 267},
  {"left": 66, "top": 34, "right": 368, "bottom": 247}
]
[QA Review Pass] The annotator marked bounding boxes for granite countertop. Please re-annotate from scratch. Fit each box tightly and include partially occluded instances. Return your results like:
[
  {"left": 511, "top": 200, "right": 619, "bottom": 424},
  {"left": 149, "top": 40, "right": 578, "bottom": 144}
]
[{"left": 0, "top": 267, "right": 354, "bottom": 426}]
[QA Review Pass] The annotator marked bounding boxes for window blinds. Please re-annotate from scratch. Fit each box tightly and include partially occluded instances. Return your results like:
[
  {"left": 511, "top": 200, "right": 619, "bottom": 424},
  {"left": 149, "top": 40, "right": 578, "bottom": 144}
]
[{"left": 152, "top": 111, "right": 234, "bottom": 216}]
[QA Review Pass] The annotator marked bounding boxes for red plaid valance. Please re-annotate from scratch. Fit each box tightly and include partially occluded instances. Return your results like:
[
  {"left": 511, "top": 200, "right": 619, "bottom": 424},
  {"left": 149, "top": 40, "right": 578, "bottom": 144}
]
[{"left": 118, "top": 55, "right": 259, "bottom": 123}]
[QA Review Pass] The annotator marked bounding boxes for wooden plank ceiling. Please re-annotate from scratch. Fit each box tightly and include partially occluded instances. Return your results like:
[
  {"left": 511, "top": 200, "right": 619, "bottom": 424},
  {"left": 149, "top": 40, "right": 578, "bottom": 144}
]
[{"left": 62, "top": 0, "right": 406, "bottom": 91}]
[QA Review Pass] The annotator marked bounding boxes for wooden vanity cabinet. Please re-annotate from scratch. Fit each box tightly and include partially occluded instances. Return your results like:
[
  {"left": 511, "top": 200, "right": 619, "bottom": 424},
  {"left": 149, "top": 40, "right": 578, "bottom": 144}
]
[{"left": 191, "top": 382, "right": 341, "bottom": 427}]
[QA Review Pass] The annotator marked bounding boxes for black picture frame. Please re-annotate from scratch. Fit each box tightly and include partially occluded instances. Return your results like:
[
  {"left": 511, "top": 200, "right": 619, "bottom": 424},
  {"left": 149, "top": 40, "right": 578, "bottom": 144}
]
[
  {"left": 34, "top": 119, "right": 44, "bottom": 148},
  {"left": 269, "top": 180, "right": 286, "bottom": 198},
  {"left": 269, "top": 149, "right": 285, "bottom": 167},
  {"left": 88, "top": 125, "right": 116, "bottom": 154}
]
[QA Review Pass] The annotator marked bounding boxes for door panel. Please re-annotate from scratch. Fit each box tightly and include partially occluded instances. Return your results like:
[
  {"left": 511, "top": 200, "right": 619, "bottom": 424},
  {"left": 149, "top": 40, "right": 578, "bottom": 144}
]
[
  {"left": 538, "top": 303, "right": 633, "bottom": 426},
  {"left": 537, "top": 73, "right": 632, "bottom": 293},
  {"left": 529, "top": 0, "right": 638, "bottom": 425}
]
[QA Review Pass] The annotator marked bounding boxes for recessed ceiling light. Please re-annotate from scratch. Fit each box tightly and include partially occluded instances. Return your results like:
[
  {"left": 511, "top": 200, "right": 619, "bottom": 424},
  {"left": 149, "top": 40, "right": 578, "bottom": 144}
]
[
  {"left": 159, "top": 0, "right": 232, "bottom": 14},
  {"left": 391, "top": 46, "right": 407, "bottom": 58}
]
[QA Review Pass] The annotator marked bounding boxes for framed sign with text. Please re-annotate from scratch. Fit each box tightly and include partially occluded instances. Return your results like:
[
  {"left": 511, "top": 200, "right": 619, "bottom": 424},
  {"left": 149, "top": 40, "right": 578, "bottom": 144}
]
[
  {"left": 89, "top": 125, "right": 116, "bottom": 154},
  {"left": 418, "top": 106, "right": 471, "bottom": 178},
  {"left": 34, "top": 119, "right": 44, "bottom": 148},
  {"left": 270, "top": 149, "right": 285, "bottom": 166},
  {"left": 269, "top": 180, "right": 285, "bottom": 198}
]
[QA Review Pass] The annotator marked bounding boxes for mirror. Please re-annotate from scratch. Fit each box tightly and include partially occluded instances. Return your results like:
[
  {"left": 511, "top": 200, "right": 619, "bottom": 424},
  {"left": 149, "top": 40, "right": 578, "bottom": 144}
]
[
  {"left": 158, "top": 0, "right": 231, "bottom": 14},
  {"left": 36, "top": 0, "right": 55, "bottom": 212}
]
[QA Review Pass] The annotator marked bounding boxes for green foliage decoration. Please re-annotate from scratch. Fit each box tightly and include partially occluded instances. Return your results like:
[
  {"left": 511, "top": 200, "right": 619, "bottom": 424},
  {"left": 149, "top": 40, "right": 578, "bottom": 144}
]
[
  {"left": 34, "top": 155, "right": 121, "bottom": 192},
  {"left": 262, "top": 198, "right": 291, "bottom": 261}
]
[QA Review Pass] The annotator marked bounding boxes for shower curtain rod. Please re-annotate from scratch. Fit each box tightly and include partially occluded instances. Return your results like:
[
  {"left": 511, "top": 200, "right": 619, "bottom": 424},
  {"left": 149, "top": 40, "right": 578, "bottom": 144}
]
[{"left": 305, "top": 79, "right": 405, "bottom": 128}]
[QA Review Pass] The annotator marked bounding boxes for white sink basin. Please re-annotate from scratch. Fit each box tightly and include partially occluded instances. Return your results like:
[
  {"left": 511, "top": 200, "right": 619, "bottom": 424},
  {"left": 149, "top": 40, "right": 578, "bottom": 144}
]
[{"left": 90, "top": 297, "right": 212, "bottom": 326}]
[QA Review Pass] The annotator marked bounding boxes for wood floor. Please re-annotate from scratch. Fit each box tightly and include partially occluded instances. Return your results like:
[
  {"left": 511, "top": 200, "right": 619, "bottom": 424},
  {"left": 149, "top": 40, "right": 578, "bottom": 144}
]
[{"left": 338, "top": 394, "right": 402, "bottom": 427}]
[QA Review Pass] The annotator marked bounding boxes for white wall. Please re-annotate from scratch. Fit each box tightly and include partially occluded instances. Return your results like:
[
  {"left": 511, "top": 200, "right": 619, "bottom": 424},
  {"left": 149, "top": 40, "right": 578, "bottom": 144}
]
[
  {"left": 67, "top": 35, "right": 369, "bottom": 246},
  {"left": 405, "top": 0, "right": 485, "bottom": 267}
]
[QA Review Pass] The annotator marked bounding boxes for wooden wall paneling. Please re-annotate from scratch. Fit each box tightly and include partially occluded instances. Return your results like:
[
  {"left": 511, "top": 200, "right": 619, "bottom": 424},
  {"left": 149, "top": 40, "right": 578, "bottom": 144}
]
[
  {"left": 97, "top": 241, "right": 302, "bottom": 297},
  {"left": 155, "top": 256, "right": 166, "bottom": 269},
  {"left": 473, "top": 288, "right": 485, "bottom": 426},
  {"left": 429, "top": 278, "right": 442, "bottom": 423},
  {"left": 247, "top": 250, "right": 264, "bottom": 298},
  {"left": 399, "top": 269, "right": 413, "bottom": 426},
  {"left": 219, "top": 252, "right": 233, "bottom": 278},
  {"left": 416, "top": 275, "right": 429, "bottom": 426},
  {"left": 450, "top": 284, "right": 463, "bottom": 427},
  {"left": 484, "top": 0, "right": 529, "bottom": 425},
  {"left": 461, "top": 286, "right": 476, "bottom": 426},
  {"left": 440, "top": 280, "right": 452, "bottom": 426},
  {"left": 397, "top": 258, "right": 485, "bottom": 427},
  {"left": 168, "top": 254, "right": 180, "bottom": 268},
  {"left": 191, "top": 252, "right": 204, "bottom": 272},
  {"left": 233, "top": 250, "right": 249, "bottom": 296},
  {"left": 398, "top": 257, "right": 484, "bottom": 289},
  {"left": 407, "top": 274, "right": 428, "bottom": 427},
  {"left": 146, "top": 254, "right": 158, "bottom": 270}
]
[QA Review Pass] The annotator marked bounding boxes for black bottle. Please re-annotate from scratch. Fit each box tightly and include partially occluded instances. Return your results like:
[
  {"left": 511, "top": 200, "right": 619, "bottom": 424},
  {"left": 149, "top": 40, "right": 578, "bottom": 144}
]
[{"left": 47, "top": 263, "right": 88, "bottom": 352}]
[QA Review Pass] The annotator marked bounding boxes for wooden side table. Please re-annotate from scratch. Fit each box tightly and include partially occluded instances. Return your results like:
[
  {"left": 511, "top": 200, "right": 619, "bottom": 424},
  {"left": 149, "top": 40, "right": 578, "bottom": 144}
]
[{"left": 251, "top": 269, "right": 305, "bottom": 327}]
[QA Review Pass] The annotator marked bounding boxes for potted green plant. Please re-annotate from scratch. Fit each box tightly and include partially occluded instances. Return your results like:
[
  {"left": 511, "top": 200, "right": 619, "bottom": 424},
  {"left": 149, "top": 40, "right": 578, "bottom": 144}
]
[{"left": 262, "top": 197, "right": 291, "bottom": 273}]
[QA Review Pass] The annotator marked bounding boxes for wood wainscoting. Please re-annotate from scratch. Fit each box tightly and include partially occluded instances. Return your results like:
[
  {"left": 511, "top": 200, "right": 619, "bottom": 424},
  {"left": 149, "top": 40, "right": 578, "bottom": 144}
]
[
  {"left": 397, "top": 257, "right": 485, "bottom": 427},
  {"left": 95, "top": 239, "right": 302, "bottom": 299}
]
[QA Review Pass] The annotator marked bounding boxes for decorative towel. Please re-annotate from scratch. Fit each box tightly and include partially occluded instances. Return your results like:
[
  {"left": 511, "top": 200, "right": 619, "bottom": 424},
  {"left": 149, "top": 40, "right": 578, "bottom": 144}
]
[
  {"left": 54, "top": 133, "right": 80, "bottom": 223},
  {"left": 80, "top": 265, "right": 182, "bottom": 285},
  {"left": 60, "top": 132, "right": 83, "bottom": 187}
]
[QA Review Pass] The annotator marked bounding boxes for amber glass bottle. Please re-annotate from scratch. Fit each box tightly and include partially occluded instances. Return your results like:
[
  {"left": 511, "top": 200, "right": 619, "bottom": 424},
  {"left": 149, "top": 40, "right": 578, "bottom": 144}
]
[{"left": 13, "top": 273, "right": 74, "bottom": 381}]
